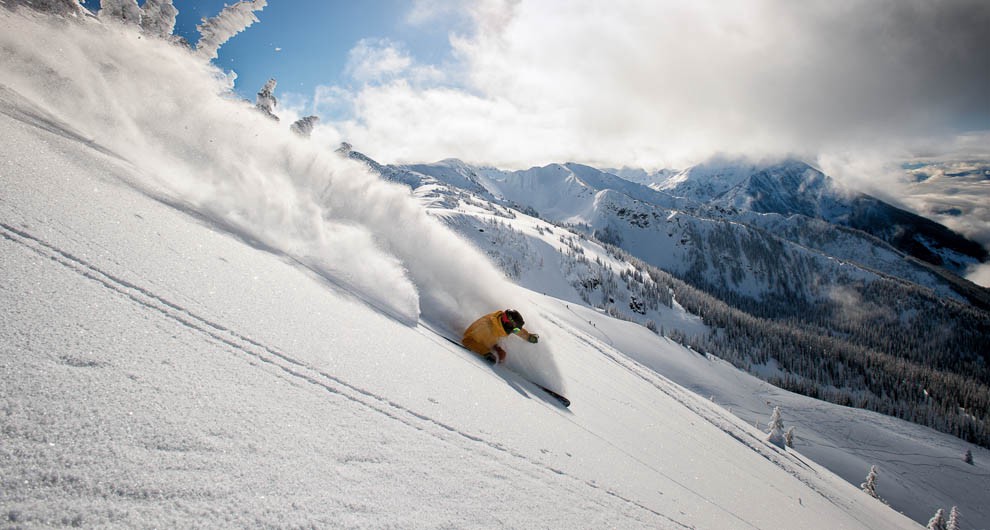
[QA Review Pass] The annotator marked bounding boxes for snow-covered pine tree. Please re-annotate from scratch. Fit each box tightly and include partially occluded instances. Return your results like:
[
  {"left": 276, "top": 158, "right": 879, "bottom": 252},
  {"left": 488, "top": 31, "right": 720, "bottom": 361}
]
[
  {"left": 963, "top": 448, "right": 973, "bottom": 464},
  {"left": 255, "top": 79, "right": 278, "bottom": 121},
  {"left": 98, "top": 0, "right": 140, "bottom": 25},
  {"left": 784, "top": 426, "right": 795, "bottom": 447},
  {"left": 860, "top": 465, "right": 883, "bottom": 502},
  {"left": 927, "top": 508, "right": 947, "bottom": 530},
  {"left": 139, "top": 0, "right": 177, "bottom": 37},
  {"left": 6, "top": 0, "right": 87, "bottom": 15},
  {"left": 947, "top": 506, "right": 961, "bottom": 530},
  {"left": 196, "top": 0, "right": 267, "bottom": 60},
  {"left": 290, "top": 116, "right": 319, "bottom": 137},
  {"left": 766, "top": 406, "right": 786, "bottom": 448}
]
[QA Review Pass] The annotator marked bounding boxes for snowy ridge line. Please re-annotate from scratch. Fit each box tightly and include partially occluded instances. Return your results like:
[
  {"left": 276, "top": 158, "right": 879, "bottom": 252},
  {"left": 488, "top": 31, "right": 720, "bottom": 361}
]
[
  {"left": 540, "top": 312, "right": 862, "bottom": 520},
  {"left": 0, "top": 221, "right": 684, "bottom": 527}
]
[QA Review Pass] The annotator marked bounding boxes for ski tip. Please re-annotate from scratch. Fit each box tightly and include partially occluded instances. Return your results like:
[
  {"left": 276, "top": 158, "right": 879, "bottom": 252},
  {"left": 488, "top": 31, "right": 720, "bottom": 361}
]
[{"left": 538, "top": 386, "right": 570, "bottom": 407}]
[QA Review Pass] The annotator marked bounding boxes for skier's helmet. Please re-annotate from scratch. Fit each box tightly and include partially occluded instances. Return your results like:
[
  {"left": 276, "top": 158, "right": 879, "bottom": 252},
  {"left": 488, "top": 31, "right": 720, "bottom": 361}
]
[{"left": 505, "top": 309, "right": 525, "bottom": 328}]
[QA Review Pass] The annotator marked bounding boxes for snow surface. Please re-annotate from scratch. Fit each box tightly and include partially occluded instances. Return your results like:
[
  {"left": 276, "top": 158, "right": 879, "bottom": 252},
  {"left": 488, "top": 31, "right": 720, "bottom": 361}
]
[
  {"left": 0, "top": 8, "right": 979, "bottom": 529},
  {"left": 413, "top": 164, "right": 990, "bottom": 529}
]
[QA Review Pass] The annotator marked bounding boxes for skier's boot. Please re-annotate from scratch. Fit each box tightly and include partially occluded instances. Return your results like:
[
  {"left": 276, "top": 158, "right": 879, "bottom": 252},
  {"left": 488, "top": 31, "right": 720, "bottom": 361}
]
[{"left": 493, "top": 346, "right": 507, "bottom": 364}]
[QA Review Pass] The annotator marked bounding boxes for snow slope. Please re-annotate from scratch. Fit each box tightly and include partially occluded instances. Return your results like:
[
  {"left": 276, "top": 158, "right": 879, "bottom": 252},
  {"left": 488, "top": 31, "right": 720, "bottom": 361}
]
[
  {"left": 0, "top": 9, "right": 929, "bottom": 529},
  {"left": 416, "top": 182, "right": 990, "bottom": 529}
]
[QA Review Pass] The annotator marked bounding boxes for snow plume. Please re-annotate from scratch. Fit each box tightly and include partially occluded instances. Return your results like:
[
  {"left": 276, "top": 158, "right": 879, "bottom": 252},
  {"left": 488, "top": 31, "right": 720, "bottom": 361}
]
[
  {"left": 0, "top": 12, "right": 411, "bottom": 321},
  {"left": 0, "top": 11, "right": 565, "bottom": 391},
  {"left": 195, "top": 0, "right": 266, "bottom": 61}
]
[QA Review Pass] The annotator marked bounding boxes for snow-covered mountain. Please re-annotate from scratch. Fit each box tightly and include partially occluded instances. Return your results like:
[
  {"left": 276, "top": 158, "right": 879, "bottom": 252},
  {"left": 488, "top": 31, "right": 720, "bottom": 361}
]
[
  {"left": 373, "top": 155, "right": 987, "bottom": 309},
  {"left": 659, "top": 158, "right": 988, "bottom": 274},
  {"left": 3, "top": 6, "right": 988, "bottom": 529},
  {"left": 604, "top": 166, "right": 680, "bottom": 188}
]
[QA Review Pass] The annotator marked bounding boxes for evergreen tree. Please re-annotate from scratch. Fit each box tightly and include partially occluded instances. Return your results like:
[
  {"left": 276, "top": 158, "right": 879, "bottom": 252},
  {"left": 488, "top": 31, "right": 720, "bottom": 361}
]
[
  {"left": 927, "top": 508, "right": 946, "bottom": 530},
  {"left": 196, "top": 0, "right": 267, "bottom": 60},
  {"left": 290, "top": 116, "right": 319, "bottom": 138},
  {"left": 861, "top": 465, "right": 882, "bottom": 502},
  {"left": 766, "top": 406, "right": 786, "bottom": 448},
  {"left": 140, "top": 0, "right": 178, "bottom": 37},
  {"left": 947, "top": 506, "right": 961, "bottom": 530},
  {"left": 784, "top": 426, "right": 796, "bottom": 447},
  {"left": 7, "top": 0, "right": 87, "bottom": 15},
  {"left": 98, "top": 0, "right": 140, "bottom": 24},
  {"left": 963, "top": 448, "right": 973, "bottom": 465},
  {"left": 255, "top": 78, "right": 278, "bottom": 121}
]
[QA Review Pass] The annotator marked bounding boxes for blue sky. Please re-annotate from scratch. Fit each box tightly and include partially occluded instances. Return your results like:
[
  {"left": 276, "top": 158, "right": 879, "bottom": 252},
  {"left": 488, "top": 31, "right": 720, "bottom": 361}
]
[{"left": 81, "top": 1, "right": 465, "bottom": 105}]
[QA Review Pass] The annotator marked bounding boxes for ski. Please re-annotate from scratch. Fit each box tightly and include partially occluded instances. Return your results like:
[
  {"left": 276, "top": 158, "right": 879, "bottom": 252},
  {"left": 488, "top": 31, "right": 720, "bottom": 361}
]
[{"left": 534, "top": 385, "right": 571, "bottom": 407}]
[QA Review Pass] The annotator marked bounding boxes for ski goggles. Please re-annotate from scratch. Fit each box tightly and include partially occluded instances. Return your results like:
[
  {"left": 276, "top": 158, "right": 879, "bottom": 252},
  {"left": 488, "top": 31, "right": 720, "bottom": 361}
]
[{"left": 501, "top": 313, "right": 521, "bottom": 333}]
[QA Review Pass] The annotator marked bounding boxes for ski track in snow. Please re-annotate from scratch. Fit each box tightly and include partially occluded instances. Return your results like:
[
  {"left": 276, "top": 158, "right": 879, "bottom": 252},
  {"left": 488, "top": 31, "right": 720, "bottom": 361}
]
[
  {"left": 537, "top": 311, "right": 880, "bottom": 529},
  {"left": 0, "top": 220, "right": 689, "bottom": 528}
]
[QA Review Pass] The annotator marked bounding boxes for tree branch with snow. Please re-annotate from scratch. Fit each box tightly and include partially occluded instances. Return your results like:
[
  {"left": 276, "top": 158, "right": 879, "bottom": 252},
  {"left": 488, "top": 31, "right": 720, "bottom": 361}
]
[
  {"left": 5, "top": 0, "right": 88, "bottom": 16},
  {"left": 139, "top": 0, "right": 177, "bottom": 38},
  {"left": 98, "top": 0, "right": 140, "bottom": 25},
  {"left": 255, "top": 78, "right": 278, "bottom": 121},
  {"left": 195, "top": 0, "right": 267, "bottom": 61}
]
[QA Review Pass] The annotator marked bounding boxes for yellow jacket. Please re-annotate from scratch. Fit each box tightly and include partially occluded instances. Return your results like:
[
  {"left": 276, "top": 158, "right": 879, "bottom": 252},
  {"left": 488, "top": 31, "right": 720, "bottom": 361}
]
[{"left": 462, "top": 310, "right": 534, "bottom": 355}]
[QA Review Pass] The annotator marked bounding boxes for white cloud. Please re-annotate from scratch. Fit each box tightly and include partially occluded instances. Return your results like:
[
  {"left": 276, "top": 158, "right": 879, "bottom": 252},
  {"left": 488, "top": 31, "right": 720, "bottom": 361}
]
[
  {"left": 345, "top": 38, "right": 413, "bottom": 83},
  {"left": 310, "top": 84, "right": 354, "bottom": 118},
  {"left": 303, "top": 0, "right": 990, "bottom": 172},
  {"left": 406, "top": 0, "right": 471, "bottom": 26},
  {"left": 966, "top": 263, "right": 990, "bottom": 288},
  {"left": 343, "top": 38, "right": 448, "bottom": 88}
]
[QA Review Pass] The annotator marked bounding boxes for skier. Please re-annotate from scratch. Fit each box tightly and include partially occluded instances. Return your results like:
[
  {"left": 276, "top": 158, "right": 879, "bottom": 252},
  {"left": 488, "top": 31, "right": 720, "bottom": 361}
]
[{"left": 462, "top": 309, "right": 539, "bottom": 364}]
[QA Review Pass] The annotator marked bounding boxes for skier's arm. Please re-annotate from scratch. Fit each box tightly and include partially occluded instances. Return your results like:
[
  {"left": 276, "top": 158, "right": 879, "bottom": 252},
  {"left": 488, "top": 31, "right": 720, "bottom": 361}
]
[{"left": 515, "top": 328, "right": 539, "bottom": 344}]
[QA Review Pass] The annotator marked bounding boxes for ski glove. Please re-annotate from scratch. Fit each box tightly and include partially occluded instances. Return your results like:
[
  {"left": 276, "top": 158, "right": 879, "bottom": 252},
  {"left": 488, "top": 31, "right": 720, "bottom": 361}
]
[{"left": 527, "top": 334, "right": 540, "bottom": 344}]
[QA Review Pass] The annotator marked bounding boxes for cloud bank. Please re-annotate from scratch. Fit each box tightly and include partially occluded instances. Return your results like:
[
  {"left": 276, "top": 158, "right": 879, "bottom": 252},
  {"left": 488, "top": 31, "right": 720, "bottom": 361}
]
[{"left": 298, "top": 0, "right": 990, "bottom": 172}]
